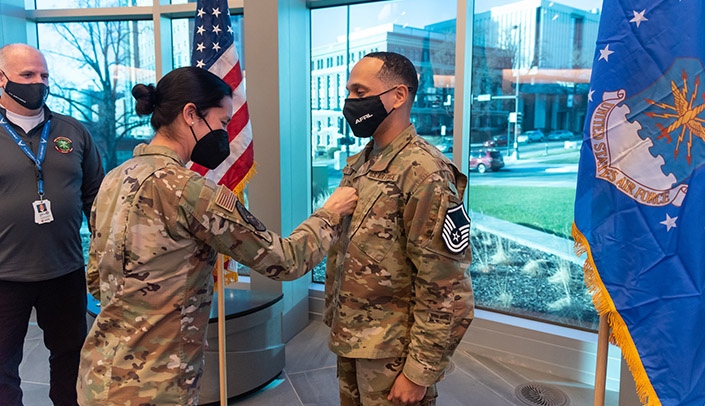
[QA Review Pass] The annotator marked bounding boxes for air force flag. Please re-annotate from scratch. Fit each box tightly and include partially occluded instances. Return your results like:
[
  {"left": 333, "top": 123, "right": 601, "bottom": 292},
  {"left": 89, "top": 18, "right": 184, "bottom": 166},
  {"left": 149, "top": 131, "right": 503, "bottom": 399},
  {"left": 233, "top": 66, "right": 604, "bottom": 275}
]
[{"left": 573, "top": 2, "right": 705, "bottom": 405}]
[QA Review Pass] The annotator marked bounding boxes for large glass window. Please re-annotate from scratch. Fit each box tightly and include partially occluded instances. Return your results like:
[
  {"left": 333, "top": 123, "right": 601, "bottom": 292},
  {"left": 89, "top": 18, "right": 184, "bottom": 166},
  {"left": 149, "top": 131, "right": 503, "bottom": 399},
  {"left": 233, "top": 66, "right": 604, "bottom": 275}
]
[
  {"left": 469, "top": 0, "right": 601, "bottom": 330},
  {"left": 37, "top": 19, "right": 155, "bottom": 261},
  {"left": 310, "top": 0, "right": 603, "bottom": 331},
  {"left": 310, "top": 0, "right": 457, "bottom": 282},
  {"left": 22, "top": 0, "right": 608, "bottom": 332},
  {"left": 38, "top": 20, "right": 156, "bottom": 171},
  {"left": 35, "top": 0, "right": 153, "bottom": 9}
]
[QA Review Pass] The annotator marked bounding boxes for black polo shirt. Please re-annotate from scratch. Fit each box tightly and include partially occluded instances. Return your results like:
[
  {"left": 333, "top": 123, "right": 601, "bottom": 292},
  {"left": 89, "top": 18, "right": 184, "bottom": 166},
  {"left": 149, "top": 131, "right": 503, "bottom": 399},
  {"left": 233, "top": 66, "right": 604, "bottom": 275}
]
[{"left": 0, "top": 106, "right": 104, "bottom": 282}]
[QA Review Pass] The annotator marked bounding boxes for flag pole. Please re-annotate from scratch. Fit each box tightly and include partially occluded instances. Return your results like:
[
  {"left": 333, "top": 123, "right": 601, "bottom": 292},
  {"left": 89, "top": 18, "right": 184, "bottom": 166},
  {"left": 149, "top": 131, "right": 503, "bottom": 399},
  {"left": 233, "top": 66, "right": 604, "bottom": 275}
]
[
  {"left": 593, "top": 314, "right": 609, "bottom": 406},
  {"left": 216, "top": 254, "right": 228, "bottom": 405}
]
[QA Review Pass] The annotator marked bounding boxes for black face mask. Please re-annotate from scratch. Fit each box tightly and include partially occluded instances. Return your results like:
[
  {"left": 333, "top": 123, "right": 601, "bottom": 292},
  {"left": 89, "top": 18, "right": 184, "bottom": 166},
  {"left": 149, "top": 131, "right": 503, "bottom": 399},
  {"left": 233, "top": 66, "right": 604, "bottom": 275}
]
[
  {"left": 190, "top": 118, "right": 230, "bottom": 169},
  {"left": 342, "top": 87, "right": 397, "bottom": 138},
  {"left": 1, "top": 71, "right": 49, "bottom": 110}
]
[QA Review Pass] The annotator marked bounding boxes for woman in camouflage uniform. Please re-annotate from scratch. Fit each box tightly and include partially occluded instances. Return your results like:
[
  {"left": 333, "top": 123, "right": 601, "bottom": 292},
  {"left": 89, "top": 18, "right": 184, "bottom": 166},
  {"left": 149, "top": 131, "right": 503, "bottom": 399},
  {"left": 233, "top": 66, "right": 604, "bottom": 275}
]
[{"left": 77, "top": 67, "right": 357, "bottom": 405}]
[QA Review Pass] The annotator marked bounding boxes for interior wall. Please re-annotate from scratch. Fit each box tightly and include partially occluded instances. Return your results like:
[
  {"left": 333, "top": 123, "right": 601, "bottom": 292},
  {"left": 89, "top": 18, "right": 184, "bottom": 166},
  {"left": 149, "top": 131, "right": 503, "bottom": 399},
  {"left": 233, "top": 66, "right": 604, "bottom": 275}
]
[
  {"left": 244, "top": 0, "right": 313, "bottom": 342},
  {"left": 0, "top": 0, "right": 30, "bottom": 46}
]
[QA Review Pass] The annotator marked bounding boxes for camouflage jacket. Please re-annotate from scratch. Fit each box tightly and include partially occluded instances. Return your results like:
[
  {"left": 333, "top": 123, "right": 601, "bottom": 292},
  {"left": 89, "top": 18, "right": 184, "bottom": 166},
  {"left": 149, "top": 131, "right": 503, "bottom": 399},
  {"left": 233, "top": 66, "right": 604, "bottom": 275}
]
[
  {"left": 324, "top": 125, "right": 474, "bottom": 387},
  {"left": 78, "top": 144, "right": 341, "bottom": 406}
]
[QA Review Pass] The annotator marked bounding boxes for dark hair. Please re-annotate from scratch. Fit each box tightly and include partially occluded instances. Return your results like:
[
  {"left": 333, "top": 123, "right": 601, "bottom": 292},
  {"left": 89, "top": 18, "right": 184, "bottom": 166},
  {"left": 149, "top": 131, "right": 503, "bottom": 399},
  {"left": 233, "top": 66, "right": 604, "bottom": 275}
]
[
  {"left": 365, "top": 51, "right": 418, "bottom": 98},
  {"left": 132, "top": 66, "right": 233, "bottom": 132}
]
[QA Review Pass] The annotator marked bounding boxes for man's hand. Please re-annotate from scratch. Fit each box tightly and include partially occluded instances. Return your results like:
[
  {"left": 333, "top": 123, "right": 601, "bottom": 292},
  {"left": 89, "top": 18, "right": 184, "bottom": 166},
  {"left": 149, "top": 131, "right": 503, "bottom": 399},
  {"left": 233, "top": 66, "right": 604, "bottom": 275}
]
[
  {"left": 387, "top": 373, "right": 427, "bottom": 405},
  {"left": 322, "top": 186, "right": 358, "bottom": 217}
]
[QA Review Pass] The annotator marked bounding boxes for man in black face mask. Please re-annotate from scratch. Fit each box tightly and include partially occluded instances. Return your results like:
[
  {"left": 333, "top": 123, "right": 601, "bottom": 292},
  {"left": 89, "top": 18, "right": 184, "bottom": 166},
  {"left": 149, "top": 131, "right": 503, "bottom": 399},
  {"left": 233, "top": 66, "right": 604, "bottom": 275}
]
[
  {"left": 322, "top": 52, "right": 474, "bottom": 405},
  {"left": 0, "top": 43, "right": 104, "bottom": 406}
]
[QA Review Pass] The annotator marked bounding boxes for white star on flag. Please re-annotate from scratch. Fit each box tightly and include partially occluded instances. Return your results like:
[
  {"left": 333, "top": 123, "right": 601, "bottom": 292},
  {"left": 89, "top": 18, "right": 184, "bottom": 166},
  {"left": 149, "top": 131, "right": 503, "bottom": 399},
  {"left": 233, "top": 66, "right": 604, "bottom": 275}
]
[
  {"left": 630, "top": 10, "right": 648, "bottom": 28},
  {"left": 599, "top": 44, "right": 615, "bottom": 61},
  {"left": 660, "top": 214, "right": 678, "bottom": 231},
  {"left": 212, "top": 24, "right": 222, "bottom": 35},
  {"left": 196, "top": 25, "right": 205, "bottom": 35},
  {"left": 192, "top": 0, "right": 256, "bottom": 287},
  {"left": 588, "top": 89, "right": 595, "bottom": 102},
  {"left": 197, "top": 7, "right": 206, "bottom": 18},
  {"left": 196, "top": 43, "right": 205, "bottom": 52}
]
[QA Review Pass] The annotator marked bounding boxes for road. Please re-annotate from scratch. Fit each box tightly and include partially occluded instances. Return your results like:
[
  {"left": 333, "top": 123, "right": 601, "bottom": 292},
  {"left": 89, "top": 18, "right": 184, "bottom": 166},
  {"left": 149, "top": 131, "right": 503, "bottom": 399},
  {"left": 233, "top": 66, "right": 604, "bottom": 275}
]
[
  {"left": 467, "top": 140, "right": 581, "bottom": 188},
  {"left": 320, "top": 139, "right": 583, "bottom": 190}
]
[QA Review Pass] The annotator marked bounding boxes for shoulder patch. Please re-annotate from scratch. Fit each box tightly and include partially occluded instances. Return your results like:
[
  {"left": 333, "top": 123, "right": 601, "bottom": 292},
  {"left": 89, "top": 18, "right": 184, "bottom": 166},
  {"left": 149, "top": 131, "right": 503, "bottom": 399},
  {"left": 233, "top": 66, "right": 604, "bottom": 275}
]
[
  {"left": 236, "top": 200, "right": 267, "bottom": 232},
  {"left": 442, "top": 203, "right": 471, "bottom": 254},
  {"left": 215, "top": 185, "right": 237, "bottom": 212}
]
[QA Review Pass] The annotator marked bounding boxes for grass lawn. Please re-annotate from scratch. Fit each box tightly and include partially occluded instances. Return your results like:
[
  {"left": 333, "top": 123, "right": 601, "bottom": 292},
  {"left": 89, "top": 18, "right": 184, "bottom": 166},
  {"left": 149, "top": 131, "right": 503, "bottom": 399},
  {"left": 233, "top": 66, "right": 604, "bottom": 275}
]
[{"left": 468, "top": 185, "right": 576, "bottom": 239}]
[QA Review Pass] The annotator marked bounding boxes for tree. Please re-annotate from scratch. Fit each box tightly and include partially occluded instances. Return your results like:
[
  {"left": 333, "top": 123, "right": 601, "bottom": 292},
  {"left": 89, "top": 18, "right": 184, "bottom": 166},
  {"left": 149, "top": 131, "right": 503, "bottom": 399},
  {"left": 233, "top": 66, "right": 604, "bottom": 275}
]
[{"left": 41, "top": 5, "right": 153, "bottom": 170}]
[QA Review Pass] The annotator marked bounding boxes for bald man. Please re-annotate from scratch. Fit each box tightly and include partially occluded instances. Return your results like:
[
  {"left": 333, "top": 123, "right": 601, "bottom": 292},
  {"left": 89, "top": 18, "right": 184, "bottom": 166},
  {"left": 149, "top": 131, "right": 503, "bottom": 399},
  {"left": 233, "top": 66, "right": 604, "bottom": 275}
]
[{"left": 0, "top": 43, "right": 104, "bottom": 406}]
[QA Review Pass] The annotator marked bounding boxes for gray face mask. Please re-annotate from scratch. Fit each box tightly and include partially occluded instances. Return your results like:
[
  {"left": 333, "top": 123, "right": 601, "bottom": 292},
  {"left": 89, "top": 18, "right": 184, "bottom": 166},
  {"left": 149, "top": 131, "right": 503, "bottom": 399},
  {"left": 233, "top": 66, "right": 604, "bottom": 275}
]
[{"left": 1, "top": 71, "right": 49, "bottom": 110}]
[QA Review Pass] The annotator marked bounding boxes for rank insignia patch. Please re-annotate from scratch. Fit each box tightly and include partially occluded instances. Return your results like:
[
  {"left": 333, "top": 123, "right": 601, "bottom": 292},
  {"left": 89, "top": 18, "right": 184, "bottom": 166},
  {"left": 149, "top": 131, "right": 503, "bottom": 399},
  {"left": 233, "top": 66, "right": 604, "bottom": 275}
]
[
  {"left": 53, "top": 137, "right": 73, "bottom": 153},
  {"left": 442, "top": 203, "right": 470, "bottom": 254},
  {"left": 236, "top": 200, "right": 266, "bottom": 232}
]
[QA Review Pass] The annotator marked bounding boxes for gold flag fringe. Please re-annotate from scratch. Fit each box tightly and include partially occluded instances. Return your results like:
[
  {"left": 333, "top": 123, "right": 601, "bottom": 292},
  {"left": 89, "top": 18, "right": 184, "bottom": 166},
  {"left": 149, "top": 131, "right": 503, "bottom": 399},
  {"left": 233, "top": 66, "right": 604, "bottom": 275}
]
[
  {"left": 233, "top": 163, "right": 257, "bottom": 203},
  {"left": 572, "top": 222, "right": 660, "bottom": 406},
  {"left": 214, "top": 163, "right": 257, "bottom": 289}
]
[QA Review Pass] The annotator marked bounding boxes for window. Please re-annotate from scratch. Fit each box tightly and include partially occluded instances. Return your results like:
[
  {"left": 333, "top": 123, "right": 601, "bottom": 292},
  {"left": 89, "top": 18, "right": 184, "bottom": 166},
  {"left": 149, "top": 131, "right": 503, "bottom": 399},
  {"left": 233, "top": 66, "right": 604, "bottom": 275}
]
[
  {"left": 469, "top": 0, "right": 601, "bottom": 330},
  {"left": 35, "top": 0, "right": 153, "bottom": 9},
  {"left": 23, "top": 0, "right": 605, "bottom": 332},
  {"left": 310, "top": 0, "right": 602, "bottom": 331},
  {"left": 38, "top": 20, "right": 156, "bottom": 171},
  {"left": 310, "top": 0, "right": 457, "bottom": 280}
]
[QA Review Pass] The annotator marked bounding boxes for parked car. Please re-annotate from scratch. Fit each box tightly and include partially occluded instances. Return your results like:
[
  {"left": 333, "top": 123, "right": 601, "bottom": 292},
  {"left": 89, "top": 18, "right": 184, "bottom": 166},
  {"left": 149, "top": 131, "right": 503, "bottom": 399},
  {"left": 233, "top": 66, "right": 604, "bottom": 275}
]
[
  {"left": 436, "top": 138, "right": 453, "bottom": 153},
  {"left": 470, "top": 149, "right": 504, "bottom": 173},
  {"left": 547, "top": 129, "right": 574, "bottom": 141},
  {"left": 483, "top": 134, "right": 508, "bottom": 148},
  {"left": 517, "top": 129, "right": 545, "bottom": 143}
]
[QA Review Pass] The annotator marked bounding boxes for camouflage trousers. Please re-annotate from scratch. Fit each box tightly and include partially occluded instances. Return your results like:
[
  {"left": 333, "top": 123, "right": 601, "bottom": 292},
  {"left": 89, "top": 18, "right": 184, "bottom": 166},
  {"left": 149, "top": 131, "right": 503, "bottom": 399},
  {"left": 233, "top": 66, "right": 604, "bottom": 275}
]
[{"left": 337, "top": 356, "right": 438, "bottom": 406}]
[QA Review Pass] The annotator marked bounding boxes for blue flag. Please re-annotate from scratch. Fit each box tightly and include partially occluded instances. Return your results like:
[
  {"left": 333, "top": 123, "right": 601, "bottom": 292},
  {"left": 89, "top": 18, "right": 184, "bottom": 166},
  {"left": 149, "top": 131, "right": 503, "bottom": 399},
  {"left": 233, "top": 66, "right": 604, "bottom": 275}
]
[{"left": 573, "top": 2, "right": 705, "bottom": 405}]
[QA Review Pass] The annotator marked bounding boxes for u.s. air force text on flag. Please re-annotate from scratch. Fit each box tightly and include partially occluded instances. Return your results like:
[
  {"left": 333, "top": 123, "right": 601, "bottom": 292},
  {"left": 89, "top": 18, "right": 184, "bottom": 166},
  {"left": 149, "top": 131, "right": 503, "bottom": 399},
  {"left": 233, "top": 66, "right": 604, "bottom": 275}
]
[{"left": 573, "top": 2, "right": 705, "bottom": 405}]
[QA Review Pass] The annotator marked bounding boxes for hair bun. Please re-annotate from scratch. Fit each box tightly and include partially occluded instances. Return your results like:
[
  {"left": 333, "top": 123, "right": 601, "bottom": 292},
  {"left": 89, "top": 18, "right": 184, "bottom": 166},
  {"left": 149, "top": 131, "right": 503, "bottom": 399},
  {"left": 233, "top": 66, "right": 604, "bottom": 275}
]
[{"left": 132, "top": 83, "right": 157, "bottom": 116}]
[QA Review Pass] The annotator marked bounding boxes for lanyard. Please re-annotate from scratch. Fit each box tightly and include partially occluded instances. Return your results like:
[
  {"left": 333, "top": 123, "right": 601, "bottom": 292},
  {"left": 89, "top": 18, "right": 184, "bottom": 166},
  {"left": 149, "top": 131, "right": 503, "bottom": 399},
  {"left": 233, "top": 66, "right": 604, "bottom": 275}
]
[{"left": 0, "top": 114, "right": 51, "bottom": 198}]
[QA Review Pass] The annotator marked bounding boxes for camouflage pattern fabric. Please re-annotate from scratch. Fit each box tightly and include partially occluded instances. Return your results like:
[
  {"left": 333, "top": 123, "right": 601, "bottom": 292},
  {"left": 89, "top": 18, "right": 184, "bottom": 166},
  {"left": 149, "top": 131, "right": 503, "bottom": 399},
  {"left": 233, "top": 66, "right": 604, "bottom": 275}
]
[
  {"left": 325, "top": 125, "right": 474, "bottom": 388},
  {"left": 337, "top": 356, "right": 438, "bottom": 406},
  {"left": 78, "top": 144, "right": 341, "bottom": 406}
]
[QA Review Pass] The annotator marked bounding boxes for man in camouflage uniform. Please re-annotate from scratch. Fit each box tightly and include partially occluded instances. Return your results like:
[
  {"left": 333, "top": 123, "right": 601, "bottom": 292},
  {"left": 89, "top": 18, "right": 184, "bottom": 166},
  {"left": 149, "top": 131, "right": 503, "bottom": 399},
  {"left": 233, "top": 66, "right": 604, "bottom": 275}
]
[{"left": 256, "top": 52, "right": 473, "bottom": 405}]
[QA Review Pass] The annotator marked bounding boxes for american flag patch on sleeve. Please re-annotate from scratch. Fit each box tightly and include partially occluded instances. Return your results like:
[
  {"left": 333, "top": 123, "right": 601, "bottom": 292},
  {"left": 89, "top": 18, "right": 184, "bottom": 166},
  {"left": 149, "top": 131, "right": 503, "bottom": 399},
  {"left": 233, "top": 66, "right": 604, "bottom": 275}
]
[
  {"left": 442, "top": 203, "right": 471, "bottom": 254},
  {"left": 215, "top": 185, "right": 237, "bottom": 212}
]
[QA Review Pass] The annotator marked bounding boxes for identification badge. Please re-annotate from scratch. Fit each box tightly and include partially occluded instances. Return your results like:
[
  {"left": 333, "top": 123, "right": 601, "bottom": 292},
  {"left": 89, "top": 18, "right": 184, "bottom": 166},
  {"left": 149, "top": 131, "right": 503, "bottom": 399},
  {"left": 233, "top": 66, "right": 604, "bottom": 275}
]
[{"left": 33, "top": 199, "right": 54, "bottom": 224}]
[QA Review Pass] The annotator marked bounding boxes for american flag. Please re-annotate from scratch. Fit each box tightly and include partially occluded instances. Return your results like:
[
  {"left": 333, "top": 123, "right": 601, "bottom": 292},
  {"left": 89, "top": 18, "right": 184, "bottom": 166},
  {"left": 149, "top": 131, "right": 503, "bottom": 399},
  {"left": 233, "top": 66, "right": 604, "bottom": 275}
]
[
  {"left": 191, "top": 0, "right": 254, "bottom": 199},
  {"left": 192, "top": 0, "right": 254, "bottom": 285}
]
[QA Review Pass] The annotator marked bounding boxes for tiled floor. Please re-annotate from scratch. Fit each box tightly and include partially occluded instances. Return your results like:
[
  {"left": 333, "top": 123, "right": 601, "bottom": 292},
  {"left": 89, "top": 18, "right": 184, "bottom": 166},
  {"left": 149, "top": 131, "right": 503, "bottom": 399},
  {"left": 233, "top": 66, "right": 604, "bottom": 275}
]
[{"left": 20, "top": 312, "right": 619, "bottom": 406}]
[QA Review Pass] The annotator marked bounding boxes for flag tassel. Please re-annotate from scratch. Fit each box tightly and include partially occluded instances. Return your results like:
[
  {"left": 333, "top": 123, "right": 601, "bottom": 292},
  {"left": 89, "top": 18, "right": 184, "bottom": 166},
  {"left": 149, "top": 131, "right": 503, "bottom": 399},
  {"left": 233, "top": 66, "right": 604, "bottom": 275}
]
[
  {"left": 572, "top": 223, "right": 660, "bottom": 406},
  {"left": 232, "top": 164, "right": 256, "bottom": 202}
]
